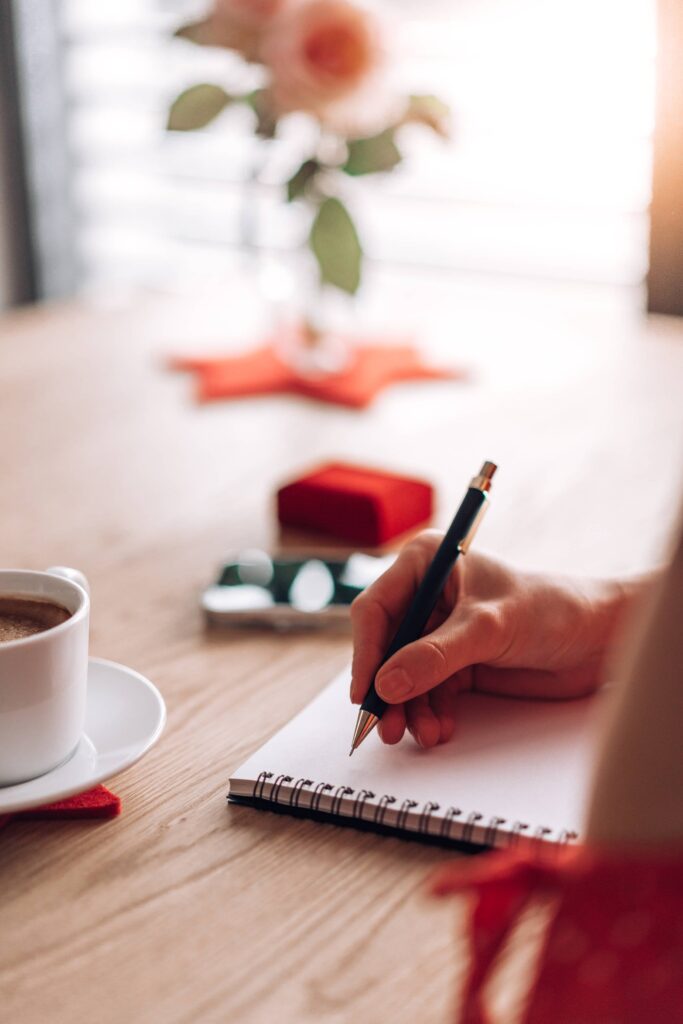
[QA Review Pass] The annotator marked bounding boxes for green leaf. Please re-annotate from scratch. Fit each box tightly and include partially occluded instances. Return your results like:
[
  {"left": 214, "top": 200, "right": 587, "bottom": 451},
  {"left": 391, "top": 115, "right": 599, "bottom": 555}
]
[
  {"left": 286, "top": 159, "right": 320, "bottom": 202},
  {"left": 174, "top": 19, "right": 213, "bottom": 46},
  {"left": 342, "top": 129, "right": 401, "bottom": 176},
  {"left": 167, "top": 84, "right": 232, "bottom": 131},
  {"left": 403, "top": 94, "right": 451, "bottom": 138},
  {"left": 245, "top": 89, "right": 278, "bottom": 139},
  {"left": 309, "top": 197, "right": 362, "bottom": 296}
]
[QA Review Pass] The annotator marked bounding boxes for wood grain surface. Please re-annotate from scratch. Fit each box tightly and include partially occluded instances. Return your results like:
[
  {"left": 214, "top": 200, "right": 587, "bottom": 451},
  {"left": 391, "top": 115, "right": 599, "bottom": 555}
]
[{"left": 1, "top": 274, "right": 682, "bottom": 1024}]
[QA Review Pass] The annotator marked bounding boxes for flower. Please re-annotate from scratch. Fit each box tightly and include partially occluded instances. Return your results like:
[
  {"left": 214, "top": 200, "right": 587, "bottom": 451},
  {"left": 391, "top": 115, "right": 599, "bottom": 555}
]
[
  {"left": 260, "top": 0, "right": 386, "bottom": 121},
  {"left": 214, "top": 0, "right": 288, "bottom": 30},
  {"left": 182, "top": 0, "right": 291, "bottom": 60}
]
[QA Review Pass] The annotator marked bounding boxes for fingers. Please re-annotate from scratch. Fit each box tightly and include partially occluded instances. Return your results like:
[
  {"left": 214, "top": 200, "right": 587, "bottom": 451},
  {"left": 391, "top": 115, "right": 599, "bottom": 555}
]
[
  {"left": 377, "top": 685, "right": 460, "bottom": 749},
  {"left": 377, "top": 703, "right": 406, "bottom": 745},
  {"left": 350, "top": 533, "right": 442, "bottom": 704},
  {"left": 429, "top": 681, "right": 460, "bottom": 744},
  {"left": 406, "top": 694, "right": 441, "bottom": 748},
  {"left": 375, "top": 605, "right": 505, "bottom": 704},
  {"left": 404, "top": 680, "right": 461, "bottom": 748},
  {"left": 350, "top": 596, "right": 392, "bottom": 705}
]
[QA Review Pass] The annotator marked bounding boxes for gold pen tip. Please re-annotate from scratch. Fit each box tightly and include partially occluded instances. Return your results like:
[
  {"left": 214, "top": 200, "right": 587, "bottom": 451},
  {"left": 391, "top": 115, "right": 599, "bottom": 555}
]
[{"left": 350, "top": 710, "right": 379, "bottom": 753}]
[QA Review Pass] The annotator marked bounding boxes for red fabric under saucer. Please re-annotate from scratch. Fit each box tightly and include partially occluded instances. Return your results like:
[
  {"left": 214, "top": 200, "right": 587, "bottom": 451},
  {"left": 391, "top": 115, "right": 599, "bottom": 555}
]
[{"left": 0, "top": 784, "right": 121, "bottom": 829}]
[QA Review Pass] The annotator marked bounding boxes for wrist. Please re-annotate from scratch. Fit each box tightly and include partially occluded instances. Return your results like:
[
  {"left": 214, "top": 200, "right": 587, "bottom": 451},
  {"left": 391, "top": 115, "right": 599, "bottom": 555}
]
[{"left": 582, "top": 573, "right": 657, "bottom": 674}]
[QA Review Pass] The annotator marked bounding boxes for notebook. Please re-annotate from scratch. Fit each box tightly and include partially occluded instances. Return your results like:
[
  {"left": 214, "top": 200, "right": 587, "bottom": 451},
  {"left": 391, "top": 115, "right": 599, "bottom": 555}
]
[{"left": 229, "top": 667, "right": 603, "bottom": 849}]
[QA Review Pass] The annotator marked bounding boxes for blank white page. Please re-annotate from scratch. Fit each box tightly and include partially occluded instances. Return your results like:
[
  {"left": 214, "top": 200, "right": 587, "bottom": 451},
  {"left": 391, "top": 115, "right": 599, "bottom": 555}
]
[{"left": 229, "top": 667, "right": 604, "bottom": 847}]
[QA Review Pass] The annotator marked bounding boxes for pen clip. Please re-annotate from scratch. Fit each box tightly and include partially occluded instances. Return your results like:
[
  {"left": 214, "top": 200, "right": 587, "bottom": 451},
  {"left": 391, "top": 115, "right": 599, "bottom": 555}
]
[{"left": 457, "top": 496, "right": 489, "bottom": 555}]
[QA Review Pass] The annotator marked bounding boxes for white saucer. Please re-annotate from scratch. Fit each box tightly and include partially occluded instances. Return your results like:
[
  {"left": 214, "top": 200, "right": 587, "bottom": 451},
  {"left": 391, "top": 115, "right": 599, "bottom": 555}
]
[{"left": 0, "top": 657, "right": 166, "bottom": 814}]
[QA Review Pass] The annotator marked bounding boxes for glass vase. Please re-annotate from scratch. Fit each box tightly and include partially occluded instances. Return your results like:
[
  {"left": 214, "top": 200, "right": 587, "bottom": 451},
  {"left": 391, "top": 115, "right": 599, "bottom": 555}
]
[{"left": 243, "top": 138, "right": 357, "bottom": 378}]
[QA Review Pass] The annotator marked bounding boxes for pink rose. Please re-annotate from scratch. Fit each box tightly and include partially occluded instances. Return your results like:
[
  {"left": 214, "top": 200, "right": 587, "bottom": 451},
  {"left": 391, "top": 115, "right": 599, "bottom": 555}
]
[
  {"left": 198, "top": 0, "right": 290, "bottom": 59},
  {"left": 260, "top": 0, "right": 385, "bottom": 118},
  {"left": 214, "top": 0, "right": 288, "bottom": 30}
]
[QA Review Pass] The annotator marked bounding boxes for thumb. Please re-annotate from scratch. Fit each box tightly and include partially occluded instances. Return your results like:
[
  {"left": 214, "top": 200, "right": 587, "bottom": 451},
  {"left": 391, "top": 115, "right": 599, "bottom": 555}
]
[{"left": 375, "top": 607, "right": 503, "bottom": 703}]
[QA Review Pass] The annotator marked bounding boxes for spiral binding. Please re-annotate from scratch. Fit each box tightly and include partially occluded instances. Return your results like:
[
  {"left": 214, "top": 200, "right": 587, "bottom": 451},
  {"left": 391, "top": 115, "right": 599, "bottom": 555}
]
[
  {"left": 352, "top": 789, "right": 375, "bottom": 820},
  {"left": 373, "top": 794, "right": 396, "bottom": 826},
  {"left": 249, "top": 773, "right": 579, "bottom": 847},
  {"left": 289, "top": 778, "right": 312, "bottom": 807},
  {"left": 484, "top": 816, "right": 506, "bottom": 846},
  {"left": 440, "top": 806, "right": 463, "bottom": 839},
  {"left": 331, "top": 785, "right": 354, "bottom": 816},
  {"left": 396, "top": 799, "right": 418, "bottom": 831},
  {"left": 271, "top": 774, "right": 293, "bottom": 803},
  {"left": 511, "top": 820, "right": 530, "bottom": 845},
  {"left": 462, "top": 812, "right": 483, "bottom": 843},
  {"left": 311, "top": 781, "right": 333, "bottom": 812},
  {"left": 418, "top": 801, "right": 440, "bottom": 836},
  {"left": 253, "top": 771, "right": 273, "bottom": 801},
  {"left": 558, "top": 829, "right": 579, "bottom": 845},
  {"left": 533, "top": 825, "right": 553, "bottom": 844}
]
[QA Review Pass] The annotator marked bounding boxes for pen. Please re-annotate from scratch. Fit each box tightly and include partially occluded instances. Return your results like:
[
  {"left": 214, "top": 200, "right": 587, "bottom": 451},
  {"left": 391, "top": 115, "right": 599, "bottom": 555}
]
[{"left": 349, "top": 461, "right": 497, "bottom": 755}]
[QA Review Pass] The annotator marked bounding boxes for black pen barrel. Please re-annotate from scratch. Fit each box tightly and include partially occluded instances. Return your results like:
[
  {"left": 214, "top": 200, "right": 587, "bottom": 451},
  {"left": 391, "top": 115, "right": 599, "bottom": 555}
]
[{"left": 360, "top": 487, "right": 487, "bottom": 719}]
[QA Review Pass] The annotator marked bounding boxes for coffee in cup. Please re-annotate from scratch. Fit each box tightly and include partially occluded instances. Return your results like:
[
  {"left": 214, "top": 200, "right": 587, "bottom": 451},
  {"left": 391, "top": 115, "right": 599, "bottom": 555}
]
[{"left": 0, "top": 596, "right": 71, "bottom": 644}]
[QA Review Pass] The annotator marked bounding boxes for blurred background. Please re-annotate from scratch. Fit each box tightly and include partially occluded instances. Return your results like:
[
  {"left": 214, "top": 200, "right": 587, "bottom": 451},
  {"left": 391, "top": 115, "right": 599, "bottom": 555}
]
[{"left": 1, "top": 0, "right": 679, "bottom": 317}]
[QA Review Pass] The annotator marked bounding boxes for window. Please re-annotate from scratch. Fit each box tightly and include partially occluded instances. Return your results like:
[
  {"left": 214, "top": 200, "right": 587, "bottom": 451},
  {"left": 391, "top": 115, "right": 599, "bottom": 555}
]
[{"left": 53, "top": 0, "right": 657, "bottom": 295}]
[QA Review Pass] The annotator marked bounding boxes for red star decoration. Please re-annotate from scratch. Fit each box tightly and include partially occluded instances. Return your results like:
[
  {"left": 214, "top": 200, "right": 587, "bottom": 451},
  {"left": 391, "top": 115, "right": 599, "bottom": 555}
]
[{"left": 171, "top": 325, "right": 467, "bottom": 409}]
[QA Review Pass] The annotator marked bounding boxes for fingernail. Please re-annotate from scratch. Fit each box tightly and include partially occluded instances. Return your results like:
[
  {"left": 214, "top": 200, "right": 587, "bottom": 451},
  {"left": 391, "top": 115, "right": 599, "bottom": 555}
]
[{"left": 377, "top": 668, "right": 413, "bottom": 701}]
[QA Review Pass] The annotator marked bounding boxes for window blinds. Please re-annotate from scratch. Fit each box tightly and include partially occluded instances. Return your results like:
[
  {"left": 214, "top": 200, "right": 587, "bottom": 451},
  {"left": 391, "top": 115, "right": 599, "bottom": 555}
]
[{"left": 59, "top": 0, "right": 656, "bottom": 294}]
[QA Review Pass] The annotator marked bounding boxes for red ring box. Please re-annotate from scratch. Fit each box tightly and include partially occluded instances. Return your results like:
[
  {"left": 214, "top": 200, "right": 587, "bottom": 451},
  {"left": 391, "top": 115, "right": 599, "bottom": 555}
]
[{"left": 276, "top": 462, "right": 434, "bottom": 547}]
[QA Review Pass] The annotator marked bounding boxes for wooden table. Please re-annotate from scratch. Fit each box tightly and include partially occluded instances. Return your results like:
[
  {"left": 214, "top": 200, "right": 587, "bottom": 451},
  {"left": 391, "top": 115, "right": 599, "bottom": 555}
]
[{"left": 1, "top": 274, "right": 683, "bottom": 1023}]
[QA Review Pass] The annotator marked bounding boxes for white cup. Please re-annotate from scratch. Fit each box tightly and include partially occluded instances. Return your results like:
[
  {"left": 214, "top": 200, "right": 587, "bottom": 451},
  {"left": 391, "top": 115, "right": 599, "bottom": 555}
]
[{"left": 0, "top": 568, "right": 90, "bottom": 786}]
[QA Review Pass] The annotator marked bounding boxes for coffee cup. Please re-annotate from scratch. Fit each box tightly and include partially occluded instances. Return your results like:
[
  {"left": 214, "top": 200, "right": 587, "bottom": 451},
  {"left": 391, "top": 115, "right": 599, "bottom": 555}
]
[{"left": 0, "top": 568, "right": 89, "bottom": 786}]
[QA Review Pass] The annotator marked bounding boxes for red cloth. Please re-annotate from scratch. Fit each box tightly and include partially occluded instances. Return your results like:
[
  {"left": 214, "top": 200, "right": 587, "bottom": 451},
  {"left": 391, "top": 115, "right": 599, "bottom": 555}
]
[
  {"left": 277, "top": 462, "right": 434, "bottom": 546},
  {"left": 0, "top": 785, "right": 121, "bottom": 829},
  {"left": 171, "top": 331, "right": 465, "bottom": 409},
  {"left": 432, "top": 847, "right": 683, "bottom": 1024}
]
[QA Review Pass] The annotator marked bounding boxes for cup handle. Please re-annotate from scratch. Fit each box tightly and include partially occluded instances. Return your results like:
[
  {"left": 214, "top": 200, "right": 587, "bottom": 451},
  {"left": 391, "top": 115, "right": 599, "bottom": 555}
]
[{"left": 46, "top": 566, "right": 90, "bottom": 596}]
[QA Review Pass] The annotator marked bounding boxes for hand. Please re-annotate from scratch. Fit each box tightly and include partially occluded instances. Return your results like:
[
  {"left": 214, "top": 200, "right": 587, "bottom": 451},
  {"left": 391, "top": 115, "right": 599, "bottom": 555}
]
[{"left": 350, "top": 532, "right": 629, "bottom": 749}]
